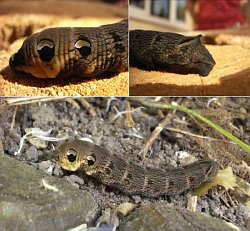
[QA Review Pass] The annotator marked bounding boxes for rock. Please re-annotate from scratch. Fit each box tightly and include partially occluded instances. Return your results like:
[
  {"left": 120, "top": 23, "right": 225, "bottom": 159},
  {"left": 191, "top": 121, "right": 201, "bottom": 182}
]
[
  {"left": 120, "top": 202, "right": 244, "bottom": 231},
  {"left": 29, "top": 105, "right": 55, "bottom": 128},
  {"left": 0, "top": 154, "right": 100, "bottom": 231},
  {"left": 39, "top": 160, "right": 54, "bottom": 173},
  {"left": 64, "top": 174, "right": 85, "bottom": 188},
  {"left": 26, "top": 145, "right": 39, "bottom": 162}
]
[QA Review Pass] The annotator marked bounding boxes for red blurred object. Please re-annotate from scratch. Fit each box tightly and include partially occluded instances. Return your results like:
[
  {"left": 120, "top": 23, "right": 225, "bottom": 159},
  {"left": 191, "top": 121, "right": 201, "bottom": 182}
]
[{"left": 197, "top": 0, "right": 247, "bottom": 30}]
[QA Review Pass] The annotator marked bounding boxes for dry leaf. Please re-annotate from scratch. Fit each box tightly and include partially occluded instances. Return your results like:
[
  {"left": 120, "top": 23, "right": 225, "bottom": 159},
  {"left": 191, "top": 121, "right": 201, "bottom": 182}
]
[
  {"left": 236, "top": 178, "right": 250, "bottom": 197},
  {"left": 194, "top": 167, "right": 237, "bottom": 196},
  {"left": 114, "top": 202, "right": 136, "bottom": 217}
]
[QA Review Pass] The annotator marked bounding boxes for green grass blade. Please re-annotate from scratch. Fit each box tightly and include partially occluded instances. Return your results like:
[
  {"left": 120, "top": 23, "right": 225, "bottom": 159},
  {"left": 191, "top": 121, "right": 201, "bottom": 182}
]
[{"left": 137, "top": 99, "right": 250, "bottom": 154}]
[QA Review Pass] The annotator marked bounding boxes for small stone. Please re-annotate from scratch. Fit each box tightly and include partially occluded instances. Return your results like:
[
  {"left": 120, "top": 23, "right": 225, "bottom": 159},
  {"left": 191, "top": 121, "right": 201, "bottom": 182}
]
[
  {"left": 30, "top": 105, "right": 55, "bottom": 126},
  {"left": 64, "top": 174, "right": 85, "bottom": 188},
  {"left": 26, "top": 146, "right": 38, "bottom": 162},
  {"left": 53, "top": 164, "right": 64, "bottom": 177},
  {"left": 39, "top": 160, "right": 53, "bottom": 173},
  {"left": 132, "top": 195, "right": 141, "bottom": 204},
  {"left": 4, "top": 136, "right": 19, "bottom": 155}
]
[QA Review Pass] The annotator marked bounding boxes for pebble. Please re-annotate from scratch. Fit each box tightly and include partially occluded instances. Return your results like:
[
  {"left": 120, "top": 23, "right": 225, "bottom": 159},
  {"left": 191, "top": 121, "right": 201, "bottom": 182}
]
[
  {"left": 64, "top": 174, "right": 85, "bottom": 188},
  {"left": 39, "top": 160, "right": 53, "bottom": 173},
  {"left": 26, "top": 146, "right": 38, "bottom": 162}
]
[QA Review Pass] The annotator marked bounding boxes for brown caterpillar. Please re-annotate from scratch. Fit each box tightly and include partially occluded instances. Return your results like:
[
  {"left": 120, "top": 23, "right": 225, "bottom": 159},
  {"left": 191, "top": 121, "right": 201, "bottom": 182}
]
[
  {"left": 56, "top": 140, "right": 219, "bottom": 197},
  {"left": 129, "top": 30, "right": 215, "bottom": 76},
  {"left": 9, "top": 20, "right": 128, "bottom": 78}
]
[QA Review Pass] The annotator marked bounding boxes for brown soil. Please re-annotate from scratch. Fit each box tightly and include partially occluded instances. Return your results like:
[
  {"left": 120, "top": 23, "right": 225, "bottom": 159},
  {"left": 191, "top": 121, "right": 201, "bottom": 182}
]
[
  {"left": 0, "top": 1, "right": 128, "bottom": 96},
  {"left": 129, "top": 44, "right": 250, "bottom": 96}
]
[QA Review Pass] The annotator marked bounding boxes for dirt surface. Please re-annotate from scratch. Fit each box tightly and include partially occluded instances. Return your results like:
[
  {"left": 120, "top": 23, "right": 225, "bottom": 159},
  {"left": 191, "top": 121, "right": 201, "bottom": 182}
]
[
  {"left": 0, "top": 97, "right": 249, "bottom": 229},
  {"left": 129, "top": 44, "right": 250, "bottom": 96},
  {"left": 0, "top": 1, "right": 128, "bottom": 96}
]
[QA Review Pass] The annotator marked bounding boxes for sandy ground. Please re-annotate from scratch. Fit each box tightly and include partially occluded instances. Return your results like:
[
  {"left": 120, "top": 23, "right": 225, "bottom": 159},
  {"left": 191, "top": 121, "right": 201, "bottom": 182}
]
[{"left": 0, "top": 1, "right": 128, "bottom": 96}]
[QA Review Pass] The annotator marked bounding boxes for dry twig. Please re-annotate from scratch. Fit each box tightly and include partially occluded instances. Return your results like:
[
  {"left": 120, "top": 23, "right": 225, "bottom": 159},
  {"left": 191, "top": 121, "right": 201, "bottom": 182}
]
[
  {"left": 10, "top": 105, "right": 18, "bottom": 132},
  {"left": 78, "top": 98, "right": 97, "bottom": 117},
  {"left": 125, "top": 100, "right": 134, "bottom": 128},
  {"left": 138, "top": 98, "right": 183, "bottom": 160}
]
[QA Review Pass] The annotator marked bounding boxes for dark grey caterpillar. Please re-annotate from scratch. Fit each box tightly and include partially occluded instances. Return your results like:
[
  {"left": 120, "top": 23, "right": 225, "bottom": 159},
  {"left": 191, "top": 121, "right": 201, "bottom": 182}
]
[
  {"left": 129, "top": 30, "right": 215, "bottom": 77},
  {"left": 56, "top": 140, "right": 219, "bottom": 197},
  {"left": 9, "top": 20, "right": 128, "bottom": 78}
]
